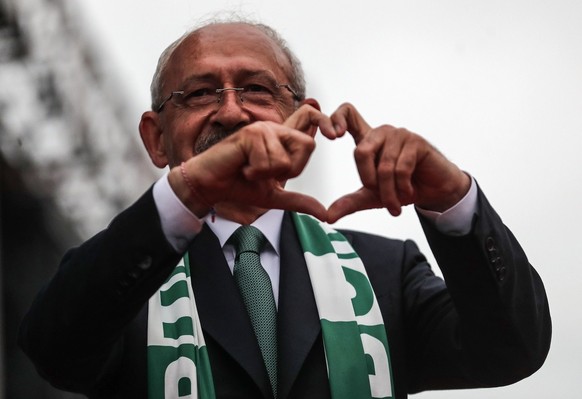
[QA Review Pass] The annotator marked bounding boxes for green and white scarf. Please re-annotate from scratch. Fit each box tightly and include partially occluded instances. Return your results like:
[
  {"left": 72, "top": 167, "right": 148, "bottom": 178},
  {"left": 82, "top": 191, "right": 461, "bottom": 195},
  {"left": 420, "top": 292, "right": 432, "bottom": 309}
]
[{"left": 147, "top": 213, "right": 394, "bottom": 398}]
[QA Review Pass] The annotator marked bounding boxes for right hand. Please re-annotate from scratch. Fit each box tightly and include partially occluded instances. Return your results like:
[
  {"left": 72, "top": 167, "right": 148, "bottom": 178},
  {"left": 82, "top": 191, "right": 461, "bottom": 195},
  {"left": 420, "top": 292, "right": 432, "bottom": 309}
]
[{"left": 169, "top": 104, "right": 337, "bottom": 221}]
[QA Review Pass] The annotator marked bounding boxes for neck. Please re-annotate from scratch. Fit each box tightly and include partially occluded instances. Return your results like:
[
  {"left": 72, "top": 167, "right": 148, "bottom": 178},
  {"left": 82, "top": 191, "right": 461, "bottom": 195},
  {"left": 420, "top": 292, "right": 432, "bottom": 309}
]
[{"left": 214, "top": 201, "right": 269, "bottom": 225}]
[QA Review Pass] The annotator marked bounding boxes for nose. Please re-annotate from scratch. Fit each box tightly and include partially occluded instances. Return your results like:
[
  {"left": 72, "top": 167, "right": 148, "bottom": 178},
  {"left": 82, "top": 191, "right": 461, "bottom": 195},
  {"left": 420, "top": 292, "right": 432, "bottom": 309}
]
[
  {"left": 217, "top": 87, "right": 244, "bottom": 102},
  {"left": 211, "top": 88, "right": 251, "bottom": 130}
]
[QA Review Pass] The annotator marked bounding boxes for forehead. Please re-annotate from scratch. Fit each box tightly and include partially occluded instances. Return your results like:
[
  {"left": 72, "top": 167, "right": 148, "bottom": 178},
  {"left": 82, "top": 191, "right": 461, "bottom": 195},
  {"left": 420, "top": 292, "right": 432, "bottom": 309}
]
[{"left": 167, "top": 24, "right": 292, "bottom": 86}]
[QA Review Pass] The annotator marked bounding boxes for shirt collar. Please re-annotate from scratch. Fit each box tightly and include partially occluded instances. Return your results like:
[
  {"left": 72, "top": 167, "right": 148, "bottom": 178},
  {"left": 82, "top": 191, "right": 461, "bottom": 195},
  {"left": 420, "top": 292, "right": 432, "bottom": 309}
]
[{"left": 205, "top": 209, "right": 284, "bottom": 255}]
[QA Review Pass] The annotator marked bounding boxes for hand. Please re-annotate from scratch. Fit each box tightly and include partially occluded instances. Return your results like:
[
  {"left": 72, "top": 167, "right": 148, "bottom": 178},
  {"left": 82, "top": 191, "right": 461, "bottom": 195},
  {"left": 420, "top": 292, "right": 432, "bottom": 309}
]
[
  {"left": 327, "top": 103, "right": 471, "bottom": 223},
  {"left": 169, "top": 105, "right": 336, "bottom": 222}
]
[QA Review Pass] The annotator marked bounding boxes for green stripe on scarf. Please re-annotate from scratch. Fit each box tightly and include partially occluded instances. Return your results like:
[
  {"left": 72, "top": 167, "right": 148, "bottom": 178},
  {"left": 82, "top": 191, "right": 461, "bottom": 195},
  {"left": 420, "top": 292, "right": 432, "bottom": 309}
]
[
  {"left": 147, "top": 253, "right": 216, "bottom": 399},
  {"left": 292, "top": 213, "right": 394, "bottom": 399},
  {"left": 148, "top": 213, "right": 394, "bottom": 398}
]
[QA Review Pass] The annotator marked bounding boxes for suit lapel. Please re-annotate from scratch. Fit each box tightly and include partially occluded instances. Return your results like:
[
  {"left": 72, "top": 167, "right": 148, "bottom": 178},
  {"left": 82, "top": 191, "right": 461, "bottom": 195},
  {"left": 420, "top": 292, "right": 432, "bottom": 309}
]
[
  {"left": 277, "top": 212, "right": 323, "bottom": 399},
  {"left": 188, "top": 224, "right": 273, "bottom": 398},
  {"left": 188, "top": 214, "right": 325, "bottom": 399}
]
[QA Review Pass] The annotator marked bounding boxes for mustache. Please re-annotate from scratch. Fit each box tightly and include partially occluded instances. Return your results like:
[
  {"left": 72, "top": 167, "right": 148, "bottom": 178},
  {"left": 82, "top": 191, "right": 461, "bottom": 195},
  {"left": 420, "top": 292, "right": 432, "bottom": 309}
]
[{"left": 194, "top": 126, "right": 240, "bottom": 154}]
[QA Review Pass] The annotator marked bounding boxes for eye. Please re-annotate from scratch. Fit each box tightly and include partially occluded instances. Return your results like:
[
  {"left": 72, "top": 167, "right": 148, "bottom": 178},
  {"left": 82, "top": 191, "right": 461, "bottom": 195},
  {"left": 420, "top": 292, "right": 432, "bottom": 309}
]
[
  {"left": 183, "top": 88, "right": 213, "bottom": 99},
  {"left": 179, "top": 87, "right": 218, "bottom": 107},
  {"left": 244, "top": 84, "right": 271, "bottom": 93}
]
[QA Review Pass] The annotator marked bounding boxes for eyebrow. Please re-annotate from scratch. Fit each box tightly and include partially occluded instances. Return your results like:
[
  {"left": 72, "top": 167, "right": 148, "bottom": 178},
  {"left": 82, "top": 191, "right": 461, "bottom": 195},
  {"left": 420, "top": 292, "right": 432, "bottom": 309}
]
[{"left": 178, "top": 69, "right": 281, "bottom": 89}]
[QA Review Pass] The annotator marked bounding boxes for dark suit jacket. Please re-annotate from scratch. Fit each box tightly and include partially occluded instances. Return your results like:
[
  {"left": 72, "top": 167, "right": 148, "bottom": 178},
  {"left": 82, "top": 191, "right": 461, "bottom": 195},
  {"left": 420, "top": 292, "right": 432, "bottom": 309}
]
[{"left": 19, "top": 187, "right": 551, "bottom": 398}]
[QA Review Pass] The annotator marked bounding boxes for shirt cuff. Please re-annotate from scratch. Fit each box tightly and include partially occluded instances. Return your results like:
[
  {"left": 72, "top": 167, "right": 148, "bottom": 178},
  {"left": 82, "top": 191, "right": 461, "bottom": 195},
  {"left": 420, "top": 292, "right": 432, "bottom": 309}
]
[
  {"left": 416, "top": 176, "right": 478, "bottom": 236},
  {"left": 152, "top": 172, "right": 205, "bottom": 253}
]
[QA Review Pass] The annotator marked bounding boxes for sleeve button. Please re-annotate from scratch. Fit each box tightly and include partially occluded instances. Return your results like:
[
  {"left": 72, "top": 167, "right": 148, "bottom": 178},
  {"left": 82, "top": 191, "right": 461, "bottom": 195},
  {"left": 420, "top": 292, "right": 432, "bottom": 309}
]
[
  {"left": 137, "top": 256, "right": 153, "bottom": 270},
  {"left": 485, "top": 236, "right": 496, "bottom": 252}
]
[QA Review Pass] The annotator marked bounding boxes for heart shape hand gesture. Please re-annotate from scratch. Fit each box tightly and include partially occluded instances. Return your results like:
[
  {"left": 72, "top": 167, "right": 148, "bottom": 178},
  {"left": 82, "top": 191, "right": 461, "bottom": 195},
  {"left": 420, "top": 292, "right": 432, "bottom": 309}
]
[{"left": 173, "top": 103, "right": 470, "bottom": 224}]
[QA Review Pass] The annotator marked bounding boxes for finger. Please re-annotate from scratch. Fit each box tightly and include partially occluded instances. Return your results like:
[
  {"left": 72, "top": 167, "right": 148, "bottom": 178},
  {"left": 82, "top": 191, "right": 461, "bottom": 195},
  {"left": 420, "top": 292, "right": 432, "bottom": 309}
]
[
  {"left": 186, "top": 137, "right": 247, "bottom": 190},
  {"left": 243, "top": 123, "right": 315, "bottom": 181},
  {"left": 240, "top": 122, "right": 285, "bottom": 180},
  {"left": 267, "top": 188, "right": 328, "bottom": 222},
  {"left": 353, "top": 131, "right": 384, "bottom": 189},
  {"left": 284, "top": 104, "right": 337, "bottom": 140},
  {"left": 376, "top": 129, "right": 426, "bottom": 212},
  {"left": 326, "top": 187, "right": 382, "bottom": 224},
  {"left": 375, "top": 132, "right": 405, "bottom": 215},
  {"left": 330, "top": 102, "right": 372, "bottom": 143},
  {"left": 391, "top": 135, "right": 418, "bottom": 206},
  {"left": 249, "top": 125, "right": 292, "bottom": 179},
  {"left": 279, "top": 130, "right": 316, "bottom": 179}
]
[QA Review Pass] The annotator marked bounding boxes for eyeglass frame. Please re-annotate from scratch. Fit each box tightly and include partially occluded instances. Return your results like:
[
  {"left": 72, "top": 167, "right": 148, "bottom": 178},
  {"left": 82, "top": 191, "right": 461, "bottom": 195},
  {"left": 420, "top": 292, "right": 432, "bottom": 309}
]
[{"left": 156, "top": 83, "right": 301, "bottom": 113}]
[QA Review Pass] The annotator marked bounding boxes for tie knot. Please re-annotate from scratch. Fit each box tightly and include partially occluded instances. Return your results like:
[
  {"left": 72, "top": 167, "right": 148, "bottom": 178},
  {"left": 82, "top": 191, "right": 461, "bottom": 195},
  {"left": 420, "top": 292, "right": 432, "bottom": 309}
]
[{"left": 229, "top": 225, "right": 267, "bottom": 256}]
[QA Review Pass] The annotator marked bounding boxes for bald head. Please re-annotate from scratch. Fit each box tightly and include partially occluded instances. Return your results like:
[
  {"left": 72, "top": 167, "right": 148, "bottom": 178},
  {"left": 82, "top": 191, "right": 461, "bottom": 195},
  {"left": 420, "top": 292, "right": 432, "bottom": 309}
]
[{"left": 150, "top": 20, "right": 306, "bottom": 111}]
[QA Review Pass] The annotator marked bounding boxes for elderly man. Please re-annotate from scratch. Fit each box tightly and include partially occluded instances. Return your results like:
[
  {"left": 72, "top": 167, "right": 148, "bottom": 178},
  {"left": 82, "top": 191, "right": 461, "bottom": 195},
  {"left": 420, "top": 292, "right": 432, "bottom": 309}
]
[{"left": 19, "top": 19, "right": 551, "bottom": 399}]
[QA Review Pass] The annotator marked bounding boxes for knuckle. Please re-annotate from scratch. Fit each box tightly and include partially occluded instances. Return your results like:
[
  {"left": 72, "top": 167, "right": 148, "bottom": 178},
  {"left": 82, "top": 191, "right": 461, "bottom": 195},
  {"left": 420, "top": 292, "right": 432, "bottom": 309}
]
[
  {"left": 255, "top": 120, "right": 277, "bottom": 132},
  {"left": 394, "top": 160, "right": 408, "bottom": 173},
  {"left": 353, "top": 146, "right": 365, "bottom": 160},
  {"left": 405, "top": 130, "right": 421, "bottom": 142},
  {"left": 377, "top": 162, "right": 395, "bottom": 179},
  {"left": 305, "top": 137, "right": 316, "bottom": 151},
  {"left": 377, "top": 123, "right": 396, "bottom": 133},
  {"left": 297, "top": 103, "right": 316, "bottom": 113},
  {"left": 278, "top": 156, "right": 292, "bottom": 170},
  {"left": 288, "top": 164, "right": 303, "bottom": 177},
  {"left": 353, "top": 145, "right": 373, "bottom": 162},
  {"left": 294, "top": 131, "right": 315, "bottom": 149},
  {"left": 394, "top": 163, "right": 412, "bottom": 179},
  {"left": 244, "top": 121, "right": 271, "bottom": 138}
]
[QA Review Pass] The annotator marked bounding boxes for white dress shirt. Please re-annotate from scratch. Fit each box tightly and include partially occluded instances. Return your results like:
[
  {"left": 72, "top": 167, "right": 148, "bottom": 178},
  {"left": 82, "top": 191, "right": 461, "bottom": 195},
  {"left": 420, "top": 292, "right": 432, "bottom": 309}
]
[{"left": 152, "top": 172, "right": 479, "bottom": 302}]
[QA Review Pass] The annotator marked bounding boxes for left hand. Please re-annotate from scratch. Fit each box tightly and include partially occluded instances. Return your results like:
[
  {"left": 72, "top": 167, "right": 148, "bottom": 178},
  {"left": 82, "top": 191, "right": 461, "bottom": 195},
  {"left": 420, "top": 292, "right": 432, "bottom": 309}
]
[{"left": 327, "top": 103, "right": 471, "bottom": 223}]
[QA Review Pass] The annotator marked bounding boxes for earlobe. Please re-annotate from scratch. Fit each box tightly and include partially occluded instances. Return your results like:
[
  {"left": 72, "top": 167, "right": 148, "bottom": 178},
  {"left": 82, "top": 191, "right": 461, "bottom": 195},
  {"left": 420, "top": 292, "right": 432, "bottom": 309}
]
[
  {"left": 301, "top": 98, "right": 321, "bottom": 112},
  {"left": 139, "top": 111, "right": 169, "bottom": 168}
]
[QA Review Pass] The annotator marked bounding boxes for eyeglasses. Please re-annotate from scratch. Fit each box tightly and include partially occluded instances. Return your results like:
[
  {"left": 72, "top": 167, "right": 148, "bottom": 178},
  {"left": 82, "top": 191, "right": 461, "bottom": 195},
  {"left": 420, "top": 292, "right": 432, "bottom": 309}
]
[{"left": 156, "top": 83, "right": 301, "bottom": 113}]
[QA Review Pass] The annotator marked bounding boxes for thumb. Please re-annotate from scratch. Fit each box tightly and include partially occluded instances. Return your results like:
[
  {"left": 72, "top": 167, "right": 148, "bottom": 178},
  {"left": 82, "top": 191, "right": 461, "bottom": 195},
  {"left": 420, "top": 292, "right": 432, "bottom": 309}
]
[
  {"left": 269, "top": 188, "right": 329, "bottom": 222},
  {"left": 327, "top": 187, "right": 382, "bottom": 224}
]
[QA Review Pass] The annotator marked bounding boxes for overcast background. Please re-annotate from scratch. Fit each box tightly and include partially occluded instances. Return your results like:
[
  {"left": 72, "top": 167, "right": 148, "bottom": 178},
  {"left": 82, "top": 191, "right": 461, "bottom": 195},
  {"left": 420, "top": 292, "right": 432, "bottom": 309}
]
[{"left": 76, "top": 1, "right": 582, "bottom": 398}]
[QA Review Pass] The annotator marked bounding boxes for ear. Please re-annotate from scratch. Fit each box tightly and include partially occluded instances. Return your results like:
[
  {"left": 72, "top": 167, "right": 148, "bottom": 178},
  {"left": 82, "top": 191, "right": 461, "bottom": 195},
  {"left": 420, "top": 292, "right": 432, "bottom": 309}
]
[
  {"left": 299, "top": 97, "right": 322, "bottom": 137},
  {"left": 301, "top": 97, "right": 321, "bottom": 111},
  {"left": 139, "top": 111, "right": 169, "bottom": 168}
]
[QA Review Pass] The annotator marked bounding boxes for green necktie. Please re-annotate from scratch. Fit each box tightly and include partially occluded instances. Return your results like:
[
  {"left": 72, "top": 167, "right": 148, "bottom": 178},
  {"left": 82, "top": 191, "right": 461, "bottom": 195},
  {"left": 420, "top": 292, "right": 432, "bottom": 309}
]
[{"left": 230, "top": 225, "right": 278, "bottom": 398}]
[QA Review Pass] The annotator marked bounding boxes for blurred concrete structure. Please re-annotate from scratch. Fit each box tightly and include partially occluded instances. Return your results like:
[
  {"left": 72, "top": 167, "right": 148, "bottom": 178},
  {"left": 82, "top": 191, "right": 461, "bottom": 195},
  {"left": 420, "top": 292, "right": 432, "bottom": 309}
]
[{"left": 0, "top": 0, "right": 158, "bottom": 397}]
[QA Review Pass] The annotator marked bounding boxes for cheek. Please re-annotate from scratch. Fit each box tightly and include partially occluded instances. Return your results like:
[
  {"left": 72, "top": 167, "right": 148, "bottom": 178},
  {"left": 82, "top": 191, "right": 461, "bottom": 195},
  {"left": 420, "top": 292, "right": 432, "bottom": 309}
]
[
  {"left": 164, "top": 115, "right": 206, "bottom": 164},
  {"left": 253, "top": 104, "right": 293, "bottom": 123},
  {"left": 277, "top": 101, "right": 298, "bottom": 121}
]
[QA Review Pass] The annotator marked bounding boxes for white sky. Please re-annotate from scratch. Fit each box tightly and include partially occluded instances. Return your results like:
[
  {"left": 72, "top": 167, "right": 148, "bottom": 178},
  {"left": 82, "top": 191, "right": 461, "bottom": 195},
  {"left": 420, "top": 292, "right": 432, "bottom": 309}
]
[{"left": 78, "top": 1, "right": 582, "bottom": 397}]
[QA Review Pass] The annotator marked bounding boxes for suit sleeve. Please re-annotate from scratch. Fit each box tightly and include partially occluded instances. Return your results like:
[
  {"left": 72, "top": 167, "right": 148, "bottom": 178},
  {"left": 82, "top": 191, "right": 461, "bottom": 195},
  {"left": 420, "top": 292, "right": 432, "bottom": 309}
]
[
  {"left": 407, "top": 186, "right": 551, "bottom": 391},
  {"left": 18, "top": 187, "right": 183, "bottom": 393}
]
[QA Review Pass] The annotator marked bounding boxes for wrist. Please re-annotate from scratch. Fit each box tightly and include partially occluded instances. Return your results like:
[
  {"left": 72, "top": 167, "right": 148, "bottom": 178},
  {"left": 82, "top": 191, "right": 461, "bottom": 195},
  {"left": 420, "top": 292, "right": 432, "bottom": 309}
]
[
  {"left": 153, "top": 174, "right": 204, "bottom": 252},
  {"left": 443, "top": 171, "right": 472, "bottom": 210},
  {"left": 418, "top": 171, "right": 472, "bottom": 212},
  {"left": 168, "top": 163, "right": 214, "bottom": 218},
  {"left": 416, "top": 175, "right": 477, "bottom": 235}
]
